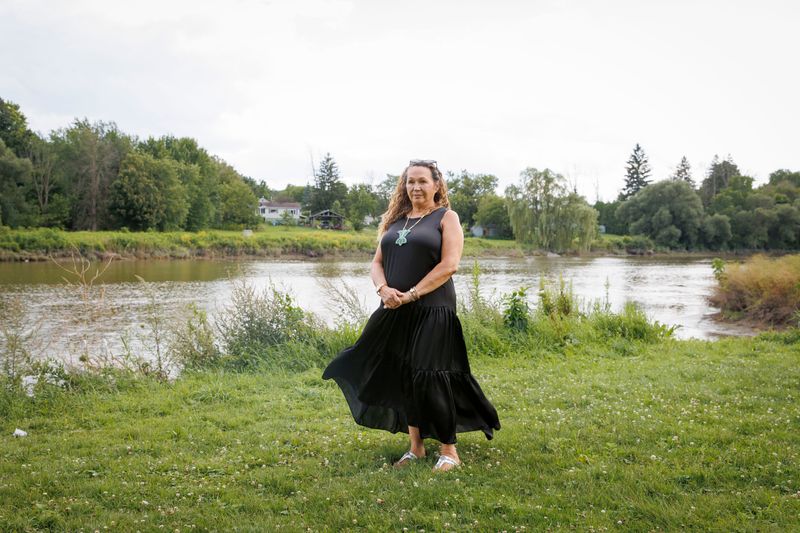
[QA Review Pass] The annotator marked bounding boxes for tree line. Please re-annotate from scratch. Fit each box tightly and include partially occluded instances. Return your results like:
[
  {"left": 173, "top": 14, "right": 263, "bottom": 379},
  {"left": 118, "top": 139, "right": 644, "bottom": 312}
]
[
  {"left": 596, "top": 144, "right": 800, "bottom": 250},
  {"left": 0, "top": 99, "right": 261, "bottom": 231},
  {"left": 2, "top": 98, "right": 798, "bottom": 251}
]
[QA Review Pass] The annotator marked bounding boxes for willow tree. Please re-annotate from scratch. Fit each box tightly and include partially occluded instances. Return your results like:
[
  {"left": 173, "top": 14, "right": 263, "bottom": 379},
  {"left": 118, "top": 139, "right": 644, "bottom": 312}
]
[{"left": 505, "top": 167, "right": 598, "bottom": 252}]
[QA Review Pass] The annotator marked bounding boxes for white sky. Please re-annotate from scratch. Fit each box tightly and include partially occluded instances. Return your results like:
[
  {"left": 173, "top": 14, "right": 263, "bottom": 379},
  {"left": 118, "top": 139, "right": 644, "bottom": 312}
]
[{"left": 2, "top": 0, "right": 798, "bottom": 201}]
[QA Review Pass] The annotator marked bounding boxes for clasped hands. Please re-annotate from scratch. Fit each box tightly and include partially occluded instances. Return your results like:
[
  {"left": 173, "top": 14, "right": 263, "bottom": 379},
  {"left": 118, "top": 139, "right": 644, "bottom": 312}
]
[{"left": 379, "top": 286, "right": 415, "bottom": 309}]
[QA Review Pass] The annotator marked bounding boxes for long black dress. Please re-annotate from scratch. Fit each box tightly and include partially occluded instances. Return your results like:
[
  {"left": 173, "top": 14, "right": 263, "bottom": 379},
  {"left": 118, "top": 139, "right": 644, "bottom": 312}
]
[{"left": 322, "top": 207, "right": 501, "bottom": 444}]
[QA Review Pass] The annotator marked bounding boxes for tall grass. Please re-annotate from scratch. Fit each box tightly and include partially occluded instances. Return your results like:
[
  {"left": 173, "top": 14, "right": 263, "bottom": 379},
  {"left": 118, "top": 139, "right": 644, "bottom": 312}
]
[
  {"left": 0, "top": 226, "right": 523, "bottom": 261},
  {"left": 710, "top": 254, "right": 800, "bottom": 325}
]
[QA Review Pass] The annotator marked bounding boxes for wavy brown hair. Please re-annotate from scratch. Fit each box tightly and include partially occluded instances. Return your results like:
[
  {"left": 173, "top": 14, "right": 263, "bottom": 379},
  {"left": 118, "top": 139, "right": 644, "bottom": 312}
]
[{"left": 377, "top": 162, "right": 450, "bottom": 238}]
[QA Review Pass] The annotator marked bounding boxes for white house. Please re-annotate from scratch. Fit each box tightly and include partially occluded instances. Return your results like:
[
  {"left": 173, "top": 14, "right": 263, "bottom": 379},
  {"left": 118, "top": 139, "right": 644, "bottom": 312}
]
[{"left": 257, "top": 198, "right": 302, "bottom": 224}]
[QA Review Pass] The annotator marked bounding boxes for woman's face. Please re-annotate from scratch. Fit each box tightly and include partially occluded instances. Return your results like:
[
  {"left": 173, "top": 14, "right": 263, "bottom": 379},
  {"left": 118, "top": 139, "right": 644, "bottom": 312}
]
[{"left": 406, "top": 165, "right": 439, "bottom": 208}]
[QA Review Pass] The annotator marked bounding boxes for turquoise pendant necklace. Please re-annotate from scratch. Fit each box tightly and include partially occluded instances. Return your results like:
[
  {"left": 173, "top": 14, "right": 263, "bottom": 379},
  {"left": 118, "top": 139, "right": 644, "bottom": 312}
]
[{"left": 395, "top": 208, "right": 434, "bottom": 246}]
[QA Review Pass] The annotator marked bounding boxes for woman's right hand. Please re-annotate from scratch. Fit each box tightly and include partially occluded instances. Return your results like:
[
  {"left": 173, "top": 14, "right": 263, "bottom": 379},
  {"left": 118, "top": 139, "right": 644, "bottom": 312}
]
[{"left": 380, "top": 286, "right": 405, "bottom": 309}]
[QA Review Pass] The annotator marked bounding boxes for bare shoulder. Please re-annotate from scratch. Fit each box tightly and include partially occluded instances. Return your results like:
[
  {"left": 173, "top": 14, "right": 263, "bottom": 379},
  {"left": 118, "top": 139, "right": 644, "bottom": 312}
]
[{"left": 440, "top": 208, "right": 460, "bottom": 227}]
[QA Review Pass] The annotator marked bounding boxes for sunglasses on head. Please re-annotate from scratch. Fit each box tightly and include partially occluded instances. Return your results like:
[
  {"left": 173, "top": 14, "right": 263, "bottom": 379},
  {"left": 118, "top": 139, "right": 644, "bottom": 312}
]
[{"left": 409, "top": 159, "right": 437, "bottom": 168}]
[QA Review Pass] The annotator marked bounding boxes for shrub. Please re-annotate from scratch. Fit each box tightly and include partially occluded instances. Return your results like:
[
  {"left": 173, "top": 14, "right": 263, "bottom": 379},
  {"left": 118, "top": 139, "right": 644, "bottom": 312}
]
[
  {"left": 709, "top": 254, "right": 800, "bottom": 325},
  {"left": 215, "top": 280, "right": 311, "bottom": 369},
  {"left": 590, "top": 302, "right": 677, "bottom": 342},
  {"left": 169, "top": 304, "right": 220, "bottom": 369},
  {"left": 622, "top": 235, "right": 654, "bottom": 254},
  {"left": 503, "top": 287, "right": 530, "bottom": 332}
]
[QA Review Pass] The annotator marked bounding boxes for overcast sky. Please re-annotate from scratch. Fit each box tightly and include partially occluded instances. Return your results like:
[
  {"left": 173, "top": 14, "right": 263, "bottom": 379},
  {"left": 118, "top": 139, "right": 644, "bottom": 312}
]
[{"left": 2, "top": 0, "right": 798, "bottom": 201}]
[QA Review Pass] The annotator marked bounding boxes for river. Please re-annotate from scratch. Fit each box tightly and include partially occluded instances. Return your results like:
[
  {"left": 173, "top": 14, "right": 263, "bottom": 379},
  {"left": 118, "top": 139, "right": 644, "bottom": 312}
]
[{"left": 0, "top": 256, "right": 755, "bottom": 366}]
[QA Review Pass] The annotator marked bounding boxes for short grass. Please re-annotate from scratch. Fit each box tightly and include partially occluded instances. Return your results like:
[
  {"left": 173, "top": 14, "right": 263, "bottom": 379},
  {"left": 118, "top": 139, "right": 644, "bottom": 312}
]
[{"left": 2, "top": 336, "right": 799, "bottom": 531}]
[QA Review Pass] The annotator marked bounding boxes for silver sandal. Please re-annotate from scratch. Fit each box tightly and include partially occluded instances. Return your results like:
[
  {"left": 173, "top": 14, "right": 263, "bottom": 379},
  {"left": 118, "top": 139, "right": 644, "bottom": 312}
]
[
  {"left": 393, "top": 450, "right": 420, "bottom": 468},
  {"left": 433, "top": 455, "right": 460, "bottom": 471}
]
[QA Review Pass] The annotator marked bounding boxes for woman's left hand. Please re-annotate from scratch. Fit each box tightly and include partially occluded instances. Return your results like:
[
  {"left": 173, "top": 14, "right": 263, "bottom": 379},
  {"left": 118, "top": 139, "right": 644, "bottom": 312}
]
[{"left": 384, "top": 290, "right": 414, "bottom": 309}]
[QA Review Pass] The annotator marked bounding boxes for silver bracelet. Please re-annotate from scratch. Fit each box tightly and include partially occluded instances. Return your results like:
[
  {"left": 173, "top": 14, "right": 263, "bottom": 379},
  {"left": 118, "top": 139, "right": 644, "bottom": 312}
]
[
  {"left": 409, "top": 286, "right": 420, "bottom": 301},
  {"left": 375, "top": 282, "right": 386, "bottom": 294}
]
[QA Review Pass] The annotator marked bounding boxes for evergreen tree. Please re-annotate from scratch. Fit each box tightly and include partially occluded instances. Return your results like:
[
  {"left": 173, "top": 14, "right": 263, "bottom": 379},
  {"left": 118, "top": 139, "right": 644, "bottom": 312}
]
[
  {"left": 671, "top": 156, "right": 694, "bottom": 188},
  {"left": 619, "top": 143, "right": 651, "bottom": 200},
  {"left": 700, "top": 154, "right": 740, "bottom": 206},
  {"left": 311, "top": 153, "right": 347, "bottom": 214}
]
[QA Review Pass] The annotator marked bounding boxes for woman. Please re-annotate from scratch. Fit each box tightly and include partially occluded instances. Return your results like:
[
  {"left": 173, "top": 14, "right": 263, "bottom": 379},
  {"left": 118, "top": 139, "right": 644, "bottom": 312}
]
[{"left": 322, "top": 159, "right": 500, "bottom": 472}]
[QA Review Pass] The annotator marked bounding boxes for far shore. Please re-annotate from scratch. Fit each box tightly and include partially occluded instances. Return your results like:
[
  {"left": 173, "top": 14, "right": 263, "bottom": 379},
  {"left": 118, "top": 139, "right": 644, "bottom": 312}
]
[{"left": 0, "top": 227, "right": 787, "bottom": 263}]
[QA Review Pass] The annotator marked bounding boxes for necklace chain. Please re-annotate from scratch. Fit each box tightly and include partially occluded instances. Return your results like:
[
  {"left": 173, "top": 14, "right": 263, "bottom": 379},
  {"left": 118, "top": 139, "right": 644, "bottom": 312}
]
[{"left": 395, "top": 207, "right": 436, "bottom": 246}]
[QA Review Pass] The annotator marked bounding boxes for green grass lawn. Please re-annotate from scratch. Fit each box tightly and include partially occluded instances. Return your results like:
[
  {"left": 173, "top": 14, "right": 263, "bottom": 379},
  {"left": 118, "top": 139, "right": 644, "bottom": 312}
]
[{"left": 2, "top": 336, "right": 799, "bottom": 531}]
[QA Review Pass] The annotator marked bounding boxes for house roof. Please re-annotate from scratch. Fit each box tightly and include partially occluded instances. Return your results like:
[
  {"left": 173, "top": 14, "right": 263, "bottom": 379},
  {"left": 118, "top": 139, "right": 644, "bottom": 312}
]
[
  {"left": 258, "top": 199, "right": 301, "bottom": 208},
  {"left": 309, "top": 209, "right": 345, "bottom": 218}
]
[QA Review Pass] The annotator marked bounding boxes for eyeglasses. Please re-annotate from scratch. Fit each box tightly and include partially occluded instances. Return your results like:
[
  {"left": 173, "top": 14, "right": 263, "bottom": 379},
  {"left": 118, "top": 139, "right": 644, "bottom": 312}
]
[{"left": 409, "top": 159, "right": 437, "bottom": 168}]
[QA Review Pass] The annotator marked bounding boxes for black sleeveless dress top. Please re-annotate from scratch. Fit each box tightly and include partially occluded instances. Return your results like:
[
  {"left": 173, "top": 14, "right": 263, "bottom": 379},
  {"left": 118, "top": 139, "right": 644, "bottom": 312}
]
[{"left": 322, "top": 207, "right": 501, "bottom": 444}]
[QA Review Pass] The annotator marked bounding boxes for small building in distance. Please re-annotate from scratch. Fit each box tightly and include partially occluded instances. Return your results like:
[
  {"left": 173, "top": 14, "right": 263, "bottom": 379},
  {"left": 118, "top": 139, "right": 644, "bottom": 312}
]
[
  {"left": 258, "top": 198, "right": 302, "bottom": 225},
  {"left": 470, "top": 223, "right": 500, "bottom": 238},
  {"left": 308, "top": 209, "right": 345, "bottom": 230}
]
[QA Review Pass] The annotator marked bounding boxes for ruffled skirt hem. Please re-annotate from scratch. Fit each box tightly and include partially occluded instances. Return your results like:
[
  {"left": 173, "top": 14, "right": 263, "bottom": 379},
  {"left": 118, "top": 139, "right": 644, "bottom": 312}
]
[{"left": 322, "top": 303, "right": 501, "bottom": 444}]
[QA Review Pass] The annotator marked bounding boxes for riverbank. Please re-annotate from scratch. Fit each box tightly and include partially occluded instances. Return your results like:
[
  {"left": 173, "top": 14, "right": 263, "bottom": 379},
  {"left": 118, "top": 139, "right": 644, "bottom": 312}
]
[
  {"left": 0, "top": 226, "right": 524, "bottom": 261},
  {"left": 3, "top": 333, "right": 799, "bottom": 530},
  {"left": 0, "top": 227, "right": 772, "bottom": 262}
]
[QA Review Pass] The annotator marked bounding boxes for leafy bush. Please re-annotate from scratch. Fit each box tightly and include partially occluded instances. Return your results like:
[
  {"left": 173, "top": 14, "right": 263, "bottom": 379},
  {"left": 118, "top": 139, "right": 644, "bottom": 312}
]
[
  {"left": 503, "top": 287, "right": 530, "bottom": 332},
  {"left": 622, "top": 235, "right": 654, "bottom": 254},
  {"left": 590, "top": 302, "right": 677, "bottom": 342},
  {"left": 215, "top": 280, "right": 314, "bottom": 369}
]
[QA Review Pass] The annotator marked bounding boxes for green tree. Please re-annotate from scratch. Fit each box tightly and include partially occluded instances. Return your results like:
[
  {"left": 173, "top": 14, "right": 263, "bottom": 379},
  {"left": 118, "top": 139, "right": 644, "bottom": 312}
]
[
  {"left": 700, "top": 155, "right": 740, "bottom": 205},
  {"left": 346, "top": 183, "right": 378, "bottom": 231},
  {"left": 619, "top": 143, "right": 651, "bottom": 200},
  {"left": 446, "top": 171, "right": 499, "bottom": 227},
  {"left": 374, "top": 174, "right": 399, "bottom": 214},
  {"left": 139, "top": 136, "right": 218, "bottom": 230},
  {"left": 51, "top": 119, "right": 132, "bottom": 230},
  {"left": 616, "top": 180, "right": 704, "bottom": 249},
  {"left": 0, "top": 98, "right": 34, "bottom": 157},
  {"left": 701, "top": 214, "right": 732, "bottom": 250},
  {"left": 21, "top": 134, "right": 70, "bottom": 228},
  {"left": 671, "top": 156, "right": 694, "bottom": 188},
  {"left": 0, "top": 138, "right": 35, "bottom": 227},
  {"left": 273, "top": 185, "right": 307, "bottom": 203},
  {"left": 110, "top": 151, "right": 188, "bottom": 230},
  {"left": 593, "top": 199, "right": 627, "bottom": 235},
  {"left": 473, "top": 194, "right": 513, "bottom": 238},
  {"left": 215, "top": 160, "right": 259, "bottom": 227},
  {"left": 242, "top": 176, "right": 272, "bottom": 200},
  {"left": 768, "top": 169, "right": 800, "bottom": 188},
  {"left": 311, "top": 153, "right": 347, "bottom": 214},
  {"left": 506, "top": 167, "right": 598, "bottom": 252},
  {"left": 767, "top": 204, "right": 800, "bottom": 248}
]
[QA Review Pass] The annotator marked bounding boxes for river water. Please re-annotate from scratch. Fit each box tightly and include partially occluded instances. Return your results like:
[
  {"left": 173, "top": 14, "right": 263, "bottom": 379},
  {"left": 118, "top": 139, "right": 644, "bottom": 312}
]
[{"left": 0, "top": 256, "right": 755, "bottom": 365}]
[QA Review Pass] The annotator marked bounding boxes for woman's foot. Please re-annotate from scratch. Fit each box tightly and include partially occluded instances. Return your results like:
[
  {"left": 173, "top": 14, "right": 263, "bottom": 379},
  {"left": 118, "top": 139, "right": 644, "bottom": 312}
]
[
  {"left": 434, "top": 444, "right": 460, "bottom": 472},
  {"left": 432, "top": 454, "right": 461, "bottom": 472},
  {"left": 393, "top": 426, "right": 426, "bottom": 468},
  {"left": 393, "top": 448, "right": 426, "bottom": 468}
]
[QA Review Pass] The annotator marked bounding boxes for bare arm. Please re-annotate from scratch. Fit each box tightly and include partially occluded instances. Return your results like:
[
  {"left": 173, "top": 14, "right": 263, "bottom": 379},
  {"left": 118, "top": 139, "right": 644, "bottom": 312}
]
[
  {"left": 384, "top": 210, "right": 463, "bottom": 309},
  {"left": 371, "top": 240, "right": 404, "bottom": 308}
]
